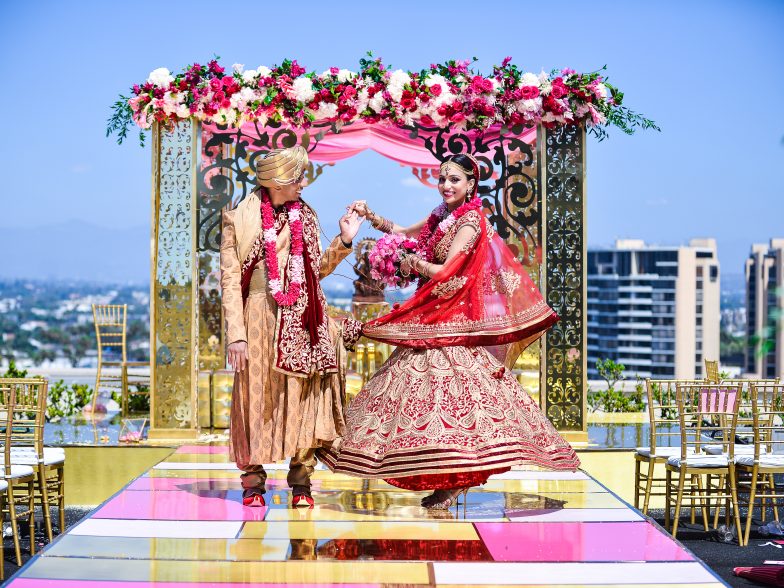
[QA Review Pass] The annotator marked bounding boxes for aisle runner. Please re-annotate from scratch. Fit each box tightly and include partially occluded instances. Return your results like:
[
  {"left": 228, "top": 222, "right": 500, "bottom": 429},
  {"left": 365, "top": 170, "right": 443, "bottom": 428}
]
[{"left": 6, "top": 445, "right": 727, "bottom": 587}]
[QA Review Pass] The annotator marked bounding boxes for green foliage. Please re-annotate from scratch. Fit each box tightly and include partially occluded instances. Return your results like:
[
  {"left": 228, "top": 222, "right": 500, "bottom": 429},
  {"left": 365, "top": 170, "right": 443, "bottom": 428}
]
[
  {"left": 45, "top": 380, "right": 93, "bottom": 421},
  {"left": 587, "top": 386, "right": 646, "bottom": 413},
  {"left": 110, "top": 384, "right": 150, "bottom": 414},
  {"left": 587, "top": 359, "right": 645, "bottom": 413},
  {"left": 3, "top": 360, "right": 28, "bottom": 378},
  {"left": 107, "top": 95, "right": 145, "bottom": 147},
  {"left": 596, "top": 358, "right": 626, "bottom": 390}
]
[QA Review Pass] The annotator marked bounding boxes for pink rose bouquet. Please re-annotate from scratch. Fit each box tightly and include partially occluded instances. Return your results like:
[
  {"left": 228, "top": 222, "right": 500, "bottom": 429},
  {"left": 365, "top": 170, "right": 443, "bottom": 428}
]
[{"left": 368, "top": 233, "right": 419, "bottom": 288}]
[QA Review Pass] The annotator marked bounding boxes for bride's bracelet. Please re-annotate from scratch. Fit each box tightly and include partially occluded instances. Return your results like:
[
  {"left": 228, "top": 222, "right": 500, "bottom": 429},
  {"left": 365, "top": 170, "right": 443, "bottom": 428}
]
[
  {"left": 408, "top": 254, "right": 433, "bottom": 278},
  {"left": 368, "top": 210, "right": 393, "bottom": 234}
]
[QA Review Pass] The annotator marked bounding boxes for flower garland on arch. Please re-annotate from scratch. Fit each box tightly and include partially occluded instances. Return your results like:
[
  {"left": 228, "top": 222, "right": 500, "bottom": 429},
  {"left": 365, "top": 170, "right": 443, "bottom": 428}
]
[
  {"left": 260, "top": 193, "right": 304, "bottom": 307},
  {"left": 417, "top": 198, "right": 484, "bottom": 263},
  {"left": 108, "top": 54, "right": 658, "bottom": 146}
]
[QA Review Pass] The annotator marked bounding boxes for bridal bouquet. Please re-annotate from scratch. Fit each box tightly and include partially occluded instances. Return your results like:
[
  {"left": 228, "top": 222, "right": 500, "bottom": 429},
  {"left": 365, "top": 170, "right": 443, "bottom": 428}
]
[{"left": 368, "top": 233, "right": 419, "bottom": 288}]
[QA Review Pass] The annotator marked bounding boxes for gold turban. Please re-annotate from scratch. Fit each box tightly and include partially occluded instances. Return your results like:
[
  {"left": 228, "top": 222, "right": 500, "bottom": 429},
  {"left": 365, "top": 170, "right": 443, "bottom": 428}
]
[{"left": 256, "top": 145, "right": 308, "bottom": 188}]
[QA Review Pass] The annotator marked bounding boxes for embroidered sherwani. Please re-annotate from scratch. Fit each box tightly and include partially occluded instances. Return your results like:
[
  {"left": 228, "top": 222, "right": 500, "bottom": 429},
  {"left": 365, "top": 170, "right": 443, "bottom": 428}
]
[{"left": 220, "top": 194, "right": 353, "bottom": 480}]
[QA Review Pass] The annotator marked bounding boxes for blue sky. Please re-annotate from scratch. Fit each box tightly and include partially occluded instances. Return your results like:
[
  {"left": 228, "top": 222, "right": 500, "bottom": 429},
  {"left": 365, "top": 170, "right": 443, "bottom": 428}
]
[{"left": 1, "top": 0, "right": 782, "bottom": 285}]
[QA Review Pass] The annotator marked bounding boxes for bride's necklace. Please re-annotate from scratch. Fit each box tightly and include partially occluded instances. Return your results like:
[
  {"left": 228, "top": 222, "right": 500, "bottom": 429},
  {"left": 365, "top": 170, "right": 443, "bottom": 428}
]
[
  {"left": 417, "top": 198, "right": 482, "bottom": 262},
  {"left": 260, "top": 193, "right": 305, "bottom": 307}
]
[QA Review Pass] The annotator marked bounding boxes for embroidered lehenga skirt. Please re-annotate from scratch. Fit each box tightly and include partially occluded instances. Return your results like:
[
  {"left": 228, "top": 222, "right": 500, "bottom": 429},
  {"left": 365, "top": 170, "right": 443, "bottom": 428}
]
[{"left": 320, "top": 343, "right": 580, "bottom": 490}]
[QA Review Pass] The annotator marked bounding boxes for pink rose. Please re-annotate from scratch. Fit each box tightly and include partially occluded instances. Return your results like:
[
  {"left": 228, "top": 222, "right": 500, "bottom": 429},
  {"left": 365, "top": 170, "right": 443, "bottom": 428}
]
[
  {"left": 210, "top": 78, "right": 222, "bottom": 91},
  {"left": 430, "top": 84, "right": 442, "bottom": 97},
  {"left": 330, "top": 66, "right": 339, "bottom": 75},
  {"left": 520, "top": 85, "right": 540, "bottom": 99}
]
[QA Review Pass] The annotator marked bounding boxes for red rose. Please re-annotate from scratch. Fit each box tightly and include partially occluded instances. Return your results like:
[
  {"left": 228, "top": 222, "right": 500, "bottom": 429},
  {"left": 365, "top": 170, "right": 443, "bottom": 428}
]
[
  {"left": 221, "top": 98, "right": 231, "bottom": 109},
  {"left": 343, "top": 85, "right": 357, "bottom": 98},
  {"left": 550, "top": 83, "right": 567, "bottom": 99},
  {"left": 214, "top": 91, "right": 225, "bottom": 103},
  {"left": 400, "top": 96, "right": 416, "bottom": 110},
  {"left": 430, "top": 83, "right": 442, "bottom": 97},
  {"left": 209, "top": 78, "right": 221, "bottom": 91},
  {"left": 543, "top": 94, "right": 566, "bottom": 114},
  {"left": 520, "top": 85, "right": 540, "bottom": 100}
]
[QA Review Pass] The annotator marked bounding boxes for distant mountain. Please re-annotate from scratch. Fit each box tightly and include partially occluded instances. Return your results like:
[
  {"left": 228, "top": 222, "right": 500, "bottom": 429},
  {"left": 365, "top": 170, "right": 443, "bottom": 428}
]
[{"left": 0, "top": 221, "right": 149, "bottom": 283}]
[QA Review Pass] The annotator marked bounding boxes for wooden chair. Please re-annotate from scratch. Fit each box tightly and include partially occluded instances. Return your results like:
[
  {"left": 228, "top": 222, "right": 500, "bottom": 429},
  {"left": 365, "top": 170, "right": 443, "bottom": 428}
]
[
  {"left": 736, "top": 383, "right": 784, "bottom": 545},
  {"left": 665, "top": 383, "right": 744, "bottom": 544},
  {"left": 92, "top": 304, "right": 149, "bottom": 415},
  {"left": 704, "top": 359, "right": 720, "bottom": 384},
  {"left": 4, "top": 378, "right": 65, "bottom": 542},
  {"left": 0, "top": 379, "right": 38, "bottom": 565},
  {"left": 634, "top": 379, "right": 703, "bottom": 514}
]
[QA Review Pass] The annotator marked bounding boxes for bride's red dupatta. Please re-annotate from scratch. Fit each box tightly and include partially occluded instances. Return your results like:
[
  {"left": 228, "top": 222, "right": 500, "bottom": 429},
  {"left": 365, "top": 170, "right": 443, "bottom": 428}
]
[{"left": 363, "top": 216, "right": 558, "bottom": 354}]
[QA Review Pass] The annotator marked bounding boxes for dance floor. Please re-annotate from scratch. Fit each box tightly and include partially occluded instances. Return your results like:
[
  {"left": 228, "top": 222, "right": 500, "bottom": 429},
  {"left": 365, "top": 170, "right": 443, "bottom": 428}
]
[{"left": 6, "top": 445, "right": 727, "bottom": 587}]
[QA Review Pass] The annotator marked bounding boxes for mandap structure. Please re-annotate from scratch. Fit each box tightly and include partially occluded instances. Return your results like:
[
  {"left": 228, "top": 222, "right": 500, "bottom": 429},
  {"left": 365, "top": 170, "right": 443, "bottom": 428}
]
[{"left": 109, "top": 55, "right": 656, "bottom": 443}]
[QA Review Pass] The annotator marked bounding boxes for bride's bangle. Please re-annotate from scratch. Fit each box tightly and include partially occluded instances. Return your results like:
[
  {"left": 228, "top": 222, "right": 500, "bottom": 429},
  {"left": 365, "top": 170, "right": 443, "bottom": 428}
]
[{"left": 369, "top": 210, "right": 393, "bottom": 234}]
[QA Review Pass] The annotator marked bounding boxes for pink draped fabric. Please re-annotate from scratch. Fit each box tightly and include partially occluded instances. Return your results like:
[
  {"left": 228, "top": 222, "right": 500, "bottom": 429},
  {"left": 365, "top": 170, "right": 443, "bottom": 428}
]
[{"left": 204, "top": 122, "right": 536, "bottom": 169}]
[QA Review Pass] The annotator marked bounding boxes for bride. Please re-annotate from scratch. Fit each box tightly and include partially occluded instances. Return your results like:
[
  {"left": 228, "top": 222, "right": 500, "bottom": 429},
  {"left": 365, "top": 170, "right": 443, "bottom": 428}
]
[{"left": 320, "top": 154, "right": 580, "bottom": 509}]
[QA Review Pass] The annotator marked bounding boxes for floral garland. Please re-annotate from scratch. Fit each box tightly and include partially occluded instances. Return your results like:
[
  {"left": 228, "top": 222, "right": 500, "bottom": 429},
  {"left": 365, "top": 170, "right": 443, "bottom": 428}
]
[
  {"left": 108, "top": 54, "right": 658, "bottom": 146},
  {"left": 417, "top": 198, "right": 483, "bottom": 263},
  {"left": 261, "top": 193, "right": 304, "bottom": 307}
]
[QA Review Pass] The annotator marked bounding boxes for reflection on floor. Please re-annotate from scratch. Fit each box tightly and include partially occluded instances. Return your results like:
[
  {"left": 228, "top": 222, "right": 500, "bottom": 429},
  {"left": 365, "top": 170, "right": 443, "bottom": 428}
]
[{"left": 6, "top": 445, "right": 727, "bottom": 587}]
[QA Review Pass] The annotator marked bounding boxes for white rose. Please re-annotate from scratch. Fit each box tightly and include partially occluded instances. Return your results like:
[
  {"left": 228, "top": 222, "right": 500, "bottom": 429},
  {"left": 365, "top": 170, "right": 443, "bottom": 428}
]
[
  {"left": 241, "top": 69, "right": 258, "bottom": 84},
  {"left": 315, "top": 102, "right": 338, "bottom": 120},
  {"left": 356, "top": 88, "right": 370, "bottom": 112},
  {"left": 424, "top": 73, "right": 447, "bottom": 88},
  {"left": 337, "top": 69, "right": 356, "bottom": 83},
  {"left": 387, "top": 69, "right": 411, "bottom": 102},
  {"left": 369, "top": 93, "right": 387, "bottom": 113},
  {"left": 147, "top": 67, "right": 174, "bottom": 88},
  {"left": 292, "top": 77, "right": 316, "bottom": 103},
  {"left": 595, "top": 82, "right": 608, "bottom": 99},
  {"left": 232, "top": 63, "right": 244, "bottom": 73},
  {"left": 520, "top": 73, "right": 540, "bottom": 87},
  {"left": 256, "top": 66, "right": 272, "bottom": 77},
  {"left": 517, "top": 97, "right": 542, "bottom": 113},
  {"left": 175, "top": 104, "right": 190, "bottom": 118}
]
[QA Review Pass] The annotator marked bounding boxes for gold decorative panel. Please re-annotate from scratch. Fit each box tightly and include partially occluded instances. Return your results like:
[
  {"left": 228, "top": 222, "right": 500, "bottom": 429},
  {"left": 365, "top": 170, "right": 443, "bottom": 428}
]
[
  {"left": 540, "top": 125, "right": 587, "bottom": 433},
  {"left": 150, "top": 120, "right": 198, "bottom": 432}
]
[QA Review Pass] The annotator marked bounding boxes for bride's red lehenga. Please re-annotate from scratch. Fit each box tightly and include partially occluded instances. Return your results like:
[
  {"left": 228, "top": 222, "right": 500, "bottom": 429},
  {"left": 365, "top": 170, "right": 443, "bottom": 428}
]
[{"left": 320, "top": 205, "right": 580, "bottom": 491}]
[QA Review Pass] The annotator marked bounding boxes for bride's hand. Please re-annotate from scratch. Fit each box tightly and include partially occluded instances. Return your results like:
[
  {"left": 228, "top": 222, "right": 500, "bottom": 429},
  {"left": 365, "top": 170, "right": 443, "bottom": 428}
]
[{"left": 347, "top": 200, "right": 371, "bottom": 218}]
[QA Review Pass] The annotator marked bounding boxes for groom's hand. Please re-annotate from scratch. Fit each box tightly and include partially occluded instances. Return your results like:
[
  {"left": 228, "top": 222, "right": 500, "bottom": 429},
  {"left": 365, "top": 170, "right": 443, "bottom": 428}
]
[
  {"left": 227, "top": 341, "right": 249, "bottom": 372},
  {"left": 339, "top": 210, "right": 362, "bottom": 245}
]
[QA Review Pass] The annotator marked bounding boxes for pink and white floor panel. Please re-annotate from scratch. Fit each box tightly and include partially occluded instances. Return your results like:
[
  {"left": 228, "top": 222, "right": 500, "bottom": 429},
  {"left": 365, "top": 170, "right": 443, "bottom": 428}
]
[{"left": 6, "top": 445, "right": 727, "bottom": 587}]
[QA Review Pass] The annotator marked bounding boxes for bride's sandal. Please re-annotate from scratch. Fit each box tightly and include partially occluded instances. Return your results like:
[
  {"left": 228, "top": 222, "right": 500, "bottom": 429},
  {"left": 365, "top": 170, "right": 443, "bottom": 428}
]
[{"left": 425, "top": 487, "right": 469, "bottom": 510}]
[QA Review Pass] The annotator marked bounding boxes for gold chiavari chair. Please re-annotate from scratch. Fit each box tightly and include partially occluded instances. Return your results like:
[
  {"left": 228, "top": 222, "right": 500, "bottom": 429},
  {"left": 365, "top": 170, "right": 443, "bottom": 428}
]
[
  {"left": 634, "top": 379, "right": 703, "bottom": 514},
  {"left": 4, "top": 378, "right": 65, "bottom": 542},
  {"left": 665, "top": 383, "right": 744, "bottom": 545},
  {"left": 0, "top": 379, "right": 38, "bottom": 565},
  {"left": 736, "top": 383, "right": 784, "bottom": 545},
  {"left": 704, "top": 359, "right": 720, "bottom": 384},
  {"left": 92, "top": 304, "right": 150, "bottom": 415}
]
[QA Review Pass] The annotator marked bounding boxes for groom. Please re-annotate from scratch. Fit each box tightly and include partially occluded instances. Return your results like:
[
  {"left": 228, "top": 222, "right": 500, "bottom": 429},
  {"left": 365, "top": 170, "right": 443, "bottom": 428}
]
[{"left": 220, "top": 145, "right": 362, "bottom": 507}]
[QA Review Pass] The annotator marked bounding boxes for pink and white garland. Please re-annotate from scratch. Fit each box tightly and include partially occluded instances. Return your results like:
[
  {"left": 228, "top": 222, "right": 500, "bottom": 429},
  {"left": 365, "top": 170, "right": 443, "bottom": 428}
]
[
  {"left": 110, "top": 56, "right": 659, "bottom": 145},
  {"left": 261, "top": 194, "right": 304, "bottom": 307},
  {"left": 417, "top": 198, "right": 483, "bottom": 263}
]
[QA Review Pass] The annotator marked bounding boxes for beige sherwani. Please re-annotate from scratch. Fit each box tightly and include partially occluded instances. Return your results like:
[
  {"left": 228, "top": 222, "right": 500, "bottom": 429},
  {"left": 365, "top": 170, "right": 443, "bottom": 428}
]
[{"left": 220, "top": 194, "right": 352, "bottom": 487}]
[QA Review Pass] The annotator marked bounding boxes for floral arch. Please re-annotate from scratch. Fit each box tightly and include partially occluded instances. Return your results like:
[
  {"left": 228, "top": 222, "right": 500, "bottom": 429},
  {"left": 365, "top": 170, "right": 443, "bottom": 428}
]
[{"left": 110, "top": 55, "right": 655, "bottom": 441}]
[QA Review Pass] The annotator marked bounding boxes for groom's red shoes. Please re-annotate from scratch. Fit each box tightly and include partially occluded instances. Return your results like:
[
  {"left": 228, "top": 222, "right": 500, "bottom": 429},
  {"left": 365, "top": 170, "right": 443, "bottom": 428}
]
[
  {"left": 242, "top": 494, "right": 266, "bottom": 507},
  {"left": 291, "top": 494, "right": 314, "bottom": 508}
]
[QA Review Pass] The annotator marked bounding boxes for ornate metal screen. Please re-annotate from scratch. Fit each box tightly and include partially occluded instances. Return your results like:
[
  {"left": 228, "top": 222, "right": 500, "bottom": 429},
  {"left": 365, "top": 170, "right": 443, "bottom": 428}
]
[
  {"left": 149, "top": 121, "right": 199, "bottom": 435},
  {"left": 540, "top": 125, "right": 587, "bottom": 435},
  {"left": 149, "top": 120, "right": 588, "bottom": 439}
]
